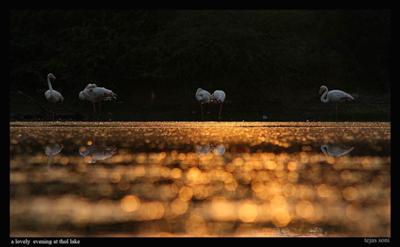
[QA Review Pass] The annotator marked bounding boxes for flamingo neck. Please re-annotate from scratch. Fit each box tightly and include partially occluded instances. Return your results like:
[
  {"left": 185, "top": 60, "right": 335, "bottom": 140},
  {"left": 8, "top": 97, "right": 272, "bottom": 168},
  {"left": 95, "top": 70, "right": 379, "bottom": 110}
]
[
  {"left": 47, "top": 77, "right": 53, "bottom": 91},
  {"left": 321, "top": 88, "right": 329, "bottom": 103}
]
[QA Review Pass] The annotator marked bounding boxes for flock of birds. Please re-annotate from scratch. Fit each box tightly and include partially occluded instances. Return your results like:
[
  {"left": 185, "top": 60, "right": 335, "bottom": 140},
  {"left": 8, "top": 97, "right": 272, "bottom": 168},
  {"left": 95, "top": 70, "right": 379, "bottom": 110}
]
[
  {"left": 44, "top": 72, "right": 355, "bottom": 120},
  {"left": 44, "top": 73, "right": 118, "bottom": 116},
  {"left": 195, "top": 88, "right": 226, "bottom": 119}
]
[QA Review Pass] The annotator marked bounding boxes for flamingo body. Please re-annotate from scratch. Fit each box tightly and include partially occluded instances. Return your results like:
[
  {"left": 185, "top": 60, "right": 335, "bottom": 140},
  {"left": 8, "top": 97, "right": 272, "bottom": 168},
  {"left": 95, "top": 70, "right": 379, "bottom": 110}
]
[
  {"left": 319, "top": 85, "right": 354, "bottom": 120},
  {"left": 319, "top": 85, "right": 354, "bottom": 103},
  {"left": 79, "top": 84, "right": 117, "bottom": 104},
  {"left": 211, "top": 90, "right": 226, "bottom": 103},
  {"left": 44, "top": 90, "right": 64, "bottom": 103},
  {"left": 79, "top": 83, "right": 117, "bottom": 116},
  {"left": 195, "top": 88, "right": 211, "bottom": 104}
]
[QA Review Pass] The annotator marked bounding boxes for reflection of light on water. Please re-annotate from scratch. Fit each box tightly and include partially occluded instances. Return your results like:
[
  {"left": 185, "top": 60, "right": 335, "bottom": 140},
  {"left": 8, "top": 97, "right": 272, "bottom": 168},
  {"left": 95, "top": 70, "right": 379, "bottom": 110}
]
[
  {"left": 179, "top": 187, "right": 193, "bottom": 201},
  {"left": 210, "top": 197, "right": 235, "bottom": 221},
  {"left": 44, "top": 143, "right": 64, "bottom": 167},
  {"left": 295, "top": 200, "right": 314, "bottom": 220},
  {"left": 238, "top": 201, "right": 258, "bottom": 223},
  {"left": 170, "top": 168, "right": 182, "bottom": 179},
  {"left": 170, "top": 198, "right": 189, "bottom": 216},
  {"left": 195, "top": 144, "right": 225, "bottom": 155},
  {"left": 10, "top": 122, "right": 391, "bottom": 237},
  {"left": 342, "top": 186, "right": 359, "bottom": 201},
  {"left": 120, "top": 195, "right": 141, "bottom": 212},
  {"left": 79, "top": 144, "right": 117, "bottom": 164}
]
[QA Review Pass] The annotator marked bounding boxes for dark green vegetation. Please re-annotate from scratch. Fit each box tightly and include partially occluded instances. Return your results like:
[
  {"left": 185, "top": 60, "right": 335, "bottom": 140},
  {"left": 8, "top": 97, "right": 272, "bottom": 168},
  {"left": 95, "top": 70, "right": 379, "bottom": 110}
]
[{"left": 10, "top": 10, "right": 390, "bottom": 121}]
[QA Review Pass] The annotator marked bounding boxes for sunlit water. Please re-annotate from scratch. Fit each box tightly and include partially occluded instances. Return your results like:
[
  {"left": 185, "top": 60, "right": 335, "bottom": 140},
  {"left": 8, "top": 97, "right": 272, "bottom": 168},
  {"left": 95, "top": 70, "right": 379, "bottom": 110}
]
[{"left": 10, "top": 122, "right": 390, "bottom": 237}]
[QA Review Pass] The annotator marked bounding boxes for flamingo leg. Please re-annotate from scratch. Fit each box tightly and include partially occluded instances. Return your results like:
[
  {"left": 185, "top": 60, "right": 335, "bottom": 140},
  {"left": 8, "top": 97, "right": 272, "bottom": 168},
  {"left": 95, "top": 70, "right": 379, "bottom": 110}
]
[
  {"left": 218, "top": 103, "right": 223, "bottom": 120},
  {"left": 99, "top": 101, "right": 102, "bottom": 119},
  {"left": 335, "top": 104, "right": 338, "bottom": 121},
  {"left": 200, "top": 104, "right": 204, "bottom": 120},
  {"left": 50, "top": 107, "right": 55, "bottom": 121},
  {"left": 92, "top": 103, "right": 97, "bottom": 120},
  {"left": 47, "top": 157, "right": 52, "bottom": 169}
]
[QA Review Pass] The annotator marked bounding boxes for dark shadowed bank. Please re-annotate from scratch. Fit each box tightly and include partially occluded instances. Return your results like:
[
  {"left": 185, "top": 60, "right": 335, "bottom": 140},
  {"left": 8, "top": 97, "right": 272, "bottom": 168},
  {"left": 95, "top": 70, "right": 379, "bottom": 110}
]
[{"left": 9, "top": 10, "right": 390, "bottom": 121}]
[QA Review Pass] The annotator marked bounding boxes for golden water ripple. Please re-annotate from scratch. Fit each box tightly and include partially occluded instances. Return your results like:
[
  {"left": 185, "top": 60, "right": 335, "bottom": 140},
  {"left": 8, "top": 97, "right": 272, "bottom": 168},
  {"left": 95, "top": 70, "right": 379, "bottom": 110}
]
[{"left": 10, "top": 122, "right": 390, "bottom": 237}]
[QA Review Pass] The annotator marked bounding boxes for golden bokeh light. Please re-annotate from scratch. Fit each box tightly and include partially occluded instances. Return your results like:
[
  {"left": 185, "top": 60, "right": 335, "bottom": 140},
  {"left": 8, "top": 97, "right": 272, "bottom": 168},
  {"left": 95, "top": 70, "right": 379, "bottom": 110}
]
[
  {"left": 10, "top": 122, "right": 390, "bottom": 237},
  {"left": 179, "top": 186, "right": 193, "bottom": 201},
  {"left": 120, "top": 195, "right": 141, "bottom": 212},
  {"left": 342, "top": 186, "right": 359, "bottom": 201},
  {"left": 211, "top": 197, "right": 236, "bottom": 221},
  {"left": 171, "top": 168, "right": 182, "bottom": 179},
  {"left": 170, "top": 198, "right": 189, "bottom": 215},
  {"left": 295, "top": 200, "right": 315, "bottom": 219},
  {"left": 238, "top": 201, "right": 258, "bottom": 223}
]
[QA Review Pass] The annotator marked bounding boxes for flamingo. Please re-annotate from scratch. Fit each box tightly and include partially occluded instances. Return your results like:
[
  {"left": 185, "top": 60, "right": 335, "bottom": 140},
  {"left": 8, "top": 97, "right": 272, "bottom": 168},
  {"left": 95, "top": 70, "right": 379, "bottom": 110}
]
[
  {"left": 44, "top": 73, "right": 64, "bottom": 103},
  {"left": 79, "top": 83, "right": 117, "bottom": 117},
  {"left": 319, "top": 85, "right": 354, "bottom": 119},
  {"left": 321, "top": 144, "right": 354, "bottom": 157},
  {"left": 195, "top": 88, "right": 211, "bottom": 120},
  {"left": 44, "top": 73, "right": 63, "bottom": 119},
  {"left": 211, "top": 90, "right": 226, "bottom": 120}
]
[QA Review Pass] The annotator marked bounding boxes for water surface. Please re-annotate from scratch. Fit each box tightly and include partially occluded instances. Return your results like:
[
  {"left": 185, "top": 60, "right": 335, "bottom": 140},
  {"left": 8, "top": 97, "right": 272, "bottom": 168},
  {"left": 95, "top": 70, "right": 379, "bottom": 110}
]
[{"left": 10, "top": 122, "right": 391, "bottom": 237}]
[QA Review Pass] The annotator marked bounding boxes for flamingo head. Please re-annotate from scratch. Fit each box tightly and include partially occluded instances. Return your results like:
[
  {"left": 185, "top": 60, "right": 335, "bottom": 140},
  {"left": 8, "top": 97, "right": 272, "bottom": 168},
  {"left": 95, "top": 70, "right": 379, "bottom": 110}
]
[
  {"left": 47, "top": 73, "right": 56, "bottom": 80},
  {"left": 319, "top": 85, "right": 327, "bottom": 95},
  {"left": 79, "top": 91, "right": 86, "bottom": 100},
  {"left": 85, "top": 83, "right": 97, "bottom": 89}
]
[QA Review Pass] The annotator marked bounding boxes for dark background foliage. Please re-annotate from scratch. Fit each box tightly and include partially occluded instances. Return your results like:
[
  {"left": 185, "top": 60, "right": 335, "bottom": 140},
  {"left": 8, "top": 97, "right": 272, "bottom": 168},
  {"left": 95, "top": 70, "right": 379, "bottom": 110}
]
[{"left": 9, "top": 10, "right": 390, "bottom": 121}]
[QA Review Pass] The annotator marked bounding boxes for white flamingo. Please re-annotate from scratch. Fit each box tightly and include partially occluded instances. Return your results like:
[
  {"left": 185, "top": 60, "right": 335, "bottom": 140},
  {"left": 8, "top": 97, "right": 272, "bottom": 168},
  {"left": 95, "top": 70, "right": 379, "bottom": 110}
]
[
  {"left": 79, "top": 83, "right": 117, "bottom": 115},
  {"left": 321, "top": 144, "right": 354, "bottom": 157},
  {"left": 195, "top": 88, "right": 211, "bottom": 120},
  {"left": 211, "top": 90, "right": 226, "bottom": 120},
  {"left": 319, "top": 85, "right": 354, "bottom": 119},
  {"left": 44, "top": 73, "right": 64, "bottom": 120},
  {"left": 44, "top": 73, "right": 64, "bottom": 103}
]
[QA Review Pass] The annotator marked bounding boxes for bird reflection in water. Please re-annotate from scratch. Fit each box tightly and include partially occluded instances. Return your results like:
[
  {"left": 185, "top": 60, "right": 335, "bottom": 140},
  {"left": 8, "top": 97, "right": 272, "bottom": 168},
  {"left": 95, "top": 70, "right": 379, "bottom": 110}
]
[
  {"left": 195, "top": 144, "right": 225, "bottom": 155},
  {"left": 79, "top": 135, "right": 117, "bottom": 163},
  {"left": 10, "top": 122, "right": 390, "bottom": 237},
  {"left": 321, "top": 144, "right": 354, "bottom": 157},
  {"left": 44, "top": 143, "right": 63, "bottom": 167}
]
